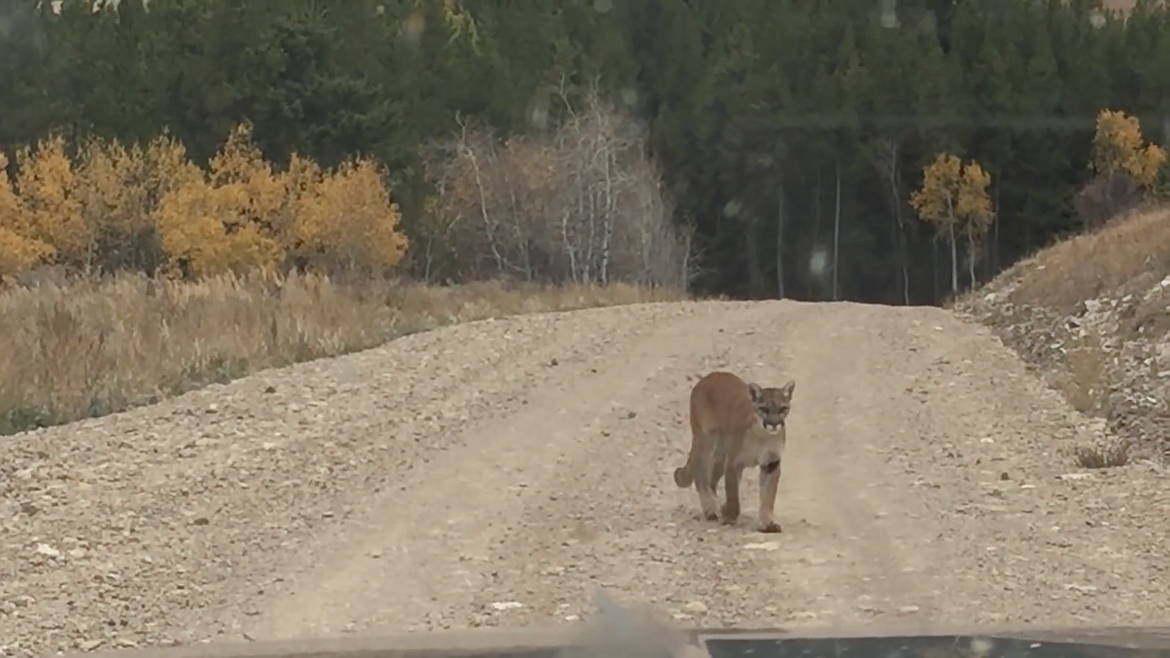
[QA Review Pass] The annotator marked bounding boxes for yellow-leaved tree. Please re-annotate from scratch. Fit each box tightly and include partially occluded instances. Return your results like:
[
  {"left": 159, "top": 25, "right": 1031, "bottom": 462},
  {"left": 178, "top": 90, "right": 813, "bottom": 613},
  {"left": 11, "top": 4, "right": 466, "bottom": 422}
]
[
  {"left": 0, "top": 152, "right": 56, "bottom": 278},
  {"left": 956, "top": 160, "right": 994, "bottom": 287},
  {"left": 73, "top": 138, "right": 146, "bottom": 272},
  {"left": 288, "top": 156, "right": 409, "bottom": 275},
  {"left": 152, "top": 124, "right": 284, "bottom": 278},
  {"left": 1074, "top": 109, "right": 1167, "bottom": 228},
  {"left": 1092, "top": 109, "right": 1167, "bottom": 188},
  {"left": 909, "top": 153, "right": 995, "bottom": 294},
  {"left": 72, "top": 134, "right": 203, "bottom": 274},
  {"left": 11, "top": 135, "right": 91, "bottom": 271},
  {"left": 2, "top": 122, "right": 408, "bottom": 282}
]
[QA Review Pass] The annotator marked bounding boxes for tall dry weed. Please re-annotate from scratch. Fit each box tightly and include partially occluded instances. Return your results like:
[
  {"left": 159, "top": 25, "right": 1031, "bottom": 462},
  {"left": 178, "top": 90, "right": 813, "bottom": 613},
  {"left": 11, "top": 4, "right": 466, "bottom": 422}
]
[{"left": 0, "top": 272, "right": 682, "bottom": 435}]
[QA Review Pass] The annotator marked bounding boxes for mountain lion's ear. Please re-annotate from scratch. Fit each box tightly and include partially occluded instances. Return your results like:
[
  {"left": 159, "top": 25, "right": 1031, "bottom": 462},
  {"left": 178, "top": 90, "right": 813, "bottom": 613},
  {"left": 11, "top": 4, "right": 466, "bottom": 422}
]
[
  {"left": 748, "top": 382, "right": 763, "bottom": 401},
  {"left": 780, "top": 379, "right": 795, "bottom": 398}
]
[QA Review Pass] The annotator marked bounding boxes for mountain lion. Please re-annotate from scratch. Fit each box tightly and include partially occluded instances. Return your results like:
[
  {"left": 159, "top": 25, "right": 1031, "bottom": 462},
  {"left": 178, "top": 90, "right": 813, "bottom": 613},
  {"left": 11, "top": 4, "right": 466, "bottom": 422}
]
[{"left": 673, "top": 371, "right": 795, "bottom": 533}]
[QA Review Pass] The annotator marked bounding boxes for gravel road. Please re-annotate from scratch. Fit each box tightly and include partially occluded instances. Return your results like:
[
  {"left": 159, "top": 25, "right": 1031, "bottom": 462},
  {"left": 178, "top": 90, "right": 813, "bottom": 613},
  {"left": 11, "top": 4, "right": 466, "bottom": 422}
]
[{"left": 2, "top": 300, "right": 1168, "bottom": 657}]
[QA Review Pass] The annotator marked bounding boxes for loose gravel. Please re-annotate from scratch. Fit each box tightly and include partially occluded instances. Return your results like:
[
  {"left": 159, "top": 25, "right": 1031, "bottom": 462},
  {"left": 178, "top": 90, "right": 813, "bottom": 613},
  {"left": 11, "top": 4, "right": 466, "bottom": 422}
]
[{"left": 2, "top": 300, "right": 1167, "bottom": 658}]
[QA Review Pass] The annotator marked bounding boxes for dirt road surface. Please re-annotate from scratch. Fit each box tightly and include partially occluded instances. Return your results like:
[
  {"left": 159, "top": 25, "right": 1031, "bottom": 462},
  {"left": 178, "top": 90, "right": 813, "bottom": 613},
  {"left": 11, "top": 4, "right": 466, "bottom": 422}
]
[{"left": 3, "top": 300, "right": 1169, "bottom": 657}]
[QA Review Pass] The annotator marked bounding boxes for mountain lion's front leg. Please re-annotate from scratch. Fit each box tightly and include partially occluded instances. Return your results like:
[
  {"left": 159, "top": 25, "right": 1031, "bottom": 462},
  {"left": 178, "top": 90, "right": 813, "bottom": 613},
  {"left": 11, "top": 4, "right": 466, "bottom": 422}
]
[
  {"left": 756, "top": 458, "right": 782, "bottom": 533},
  {"left": 721, "top": 461, "right": 744, "bottom": 525}
]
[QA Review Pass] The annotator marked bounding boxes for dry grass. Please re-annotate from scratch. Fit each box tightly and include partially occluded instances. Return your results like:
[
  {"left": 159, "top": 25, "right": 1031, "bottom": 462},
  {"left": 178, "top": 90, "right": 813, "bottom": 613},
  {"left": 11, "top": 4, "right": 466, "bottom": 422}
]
[
  {"left": 1060, "top": 330, "right": 1112, "bottom": 413},
  {"left": 1006, "top": 206, "right": 1170, "bottom": 311},
  {"left": 0, "top": 272, "right": 684, "bottom": 435},
  {"left": 1074, "top": 439, "right": 1132, "bottom": 469}
]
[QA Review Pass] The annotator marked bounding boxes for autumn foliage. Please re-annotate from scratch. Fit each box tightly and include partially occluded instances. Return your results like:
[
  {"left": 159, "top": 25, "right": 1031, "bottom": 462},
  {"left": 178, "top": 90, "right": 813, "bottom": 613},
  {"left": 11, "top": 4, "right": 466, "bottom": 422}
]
[
  {"left": 1090, "top": 109, "right": 1166, "bottom": 188},
  {"left": 0, "top": 123, "right": 408, "bottom": 280},
  {"left": 1075, "top": 109, "right": 1168, "bottom": 229},
  {"left": 909, "top": 153, "right": 995, "bottom": 293}
]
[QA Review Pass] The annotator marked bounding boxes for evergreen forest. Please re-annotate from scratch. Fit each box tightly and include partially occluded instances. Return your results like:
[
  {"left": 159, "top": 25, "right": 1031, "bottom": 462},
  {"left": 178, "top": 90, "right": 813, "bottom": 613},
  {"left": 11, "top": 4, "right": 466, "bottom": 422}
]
[{"left": 1, "top": 0, "right": 1167, "bottom": 303}]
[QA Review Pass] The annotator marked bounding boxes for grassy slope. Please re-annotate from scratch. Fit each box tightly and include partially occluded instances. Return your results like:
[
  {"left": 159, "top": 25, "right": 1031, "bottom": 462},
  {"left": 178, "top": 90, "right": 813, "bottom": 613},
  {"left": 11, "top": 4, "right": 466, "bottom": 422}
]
[{"left": 954, "top": 206, "right": 1170, "bottom": 466}]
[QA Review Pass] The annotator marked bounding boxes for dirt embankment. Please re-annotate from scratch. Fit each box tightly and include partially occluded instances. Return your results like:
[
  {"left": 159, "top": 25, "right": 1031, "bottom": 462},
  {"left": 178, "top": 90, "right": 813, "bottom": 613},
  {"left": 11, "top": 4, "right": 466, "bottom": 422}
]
[
  {"left": 2, "top": 298, "right": 1168, "bottom": 658},
  {"left": 954, "top": 206, "right": 1170, "bottom": 466}
]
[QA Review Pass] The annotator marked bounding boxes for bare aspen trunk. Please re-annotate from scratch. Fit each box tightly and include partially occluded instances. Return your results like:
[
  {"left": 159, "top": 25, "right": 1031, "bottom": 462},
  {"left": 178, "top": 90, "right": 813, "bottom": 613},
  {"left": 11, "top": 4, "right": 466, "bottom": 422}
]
[
  {"left": 892, "top": 161, "right": 910, "bottom": 306},
  {"left": 505, "top": 182, "right": 533, "bottom": 281},
  {"left": 875, "top": 139, "right": 910, "bottom": 305},
  {"left": 639, "top": 194, "right": 654, "bottom": 286},
  {"left": 464, "top": 144, "right": 506, "bottom": 274},
  {"left": 745, "top": 219, "right": 766, "bottom": 298},
  {"left": 600, "top": 143, "right": 615, "bottom": 285},
  {"left": 932, "top": 239, "right": 940, "bottom": 301},
  {"left": 967, "top": 231, "right": 976, "bottom": 288},
  {"left": 832, "top": 159, "right": 842, "bottom": 301},
  {"left": 561, "top": 209, "right": 579, "bottom": 284},
  {"left": 992, "top": 175, "right": 1001, "bottom": 272},
  {"left": 775, "top": 177, "right": 786, "bottom": 299},
  {"left": 585, "top": 187, "right": 597, "bottom": 283},
  {"left": 809, "top": 172, "right": 822, "bottom": 299},
  {"left": 423, "top": 236, "right": 435, "bottom": 283},
  {"left": 948, "top": 222, "right": 958, "bottom": 294}
]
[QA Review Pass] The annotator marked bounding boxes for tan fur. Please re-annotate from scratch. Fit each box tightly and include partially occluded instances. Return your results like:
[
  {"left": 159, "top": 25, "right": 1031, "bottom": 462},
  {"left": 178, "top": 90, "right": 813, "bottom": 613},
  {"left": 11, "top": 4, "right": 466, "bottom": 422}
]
[{"left": 673, "top": 371, "right": 795, "bottom": 533}]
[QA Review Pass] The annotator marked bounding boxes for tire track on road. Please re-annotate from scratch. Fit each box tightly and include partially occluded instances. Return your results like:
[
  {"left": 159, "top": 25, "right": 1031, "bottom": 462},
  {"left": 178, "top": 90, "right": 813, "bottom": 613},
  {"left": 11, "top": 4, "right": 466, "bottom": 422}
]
[
  {"left": 446, "top": 302, "right": 926, "bottom": 633},
  {"left": 240, "top": 303, "right": 730, "bottom": 640}
]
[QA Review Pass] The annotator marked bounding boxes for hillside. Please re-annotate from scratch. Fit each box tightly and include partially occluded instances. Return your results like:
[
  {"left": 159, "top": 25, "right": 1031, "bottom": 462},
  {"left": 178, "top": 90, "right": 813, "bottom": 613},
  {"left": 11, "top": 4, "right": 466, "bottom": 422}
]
[{"left": 954, "top": 206, "right": 1170, "bottom": 467}]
